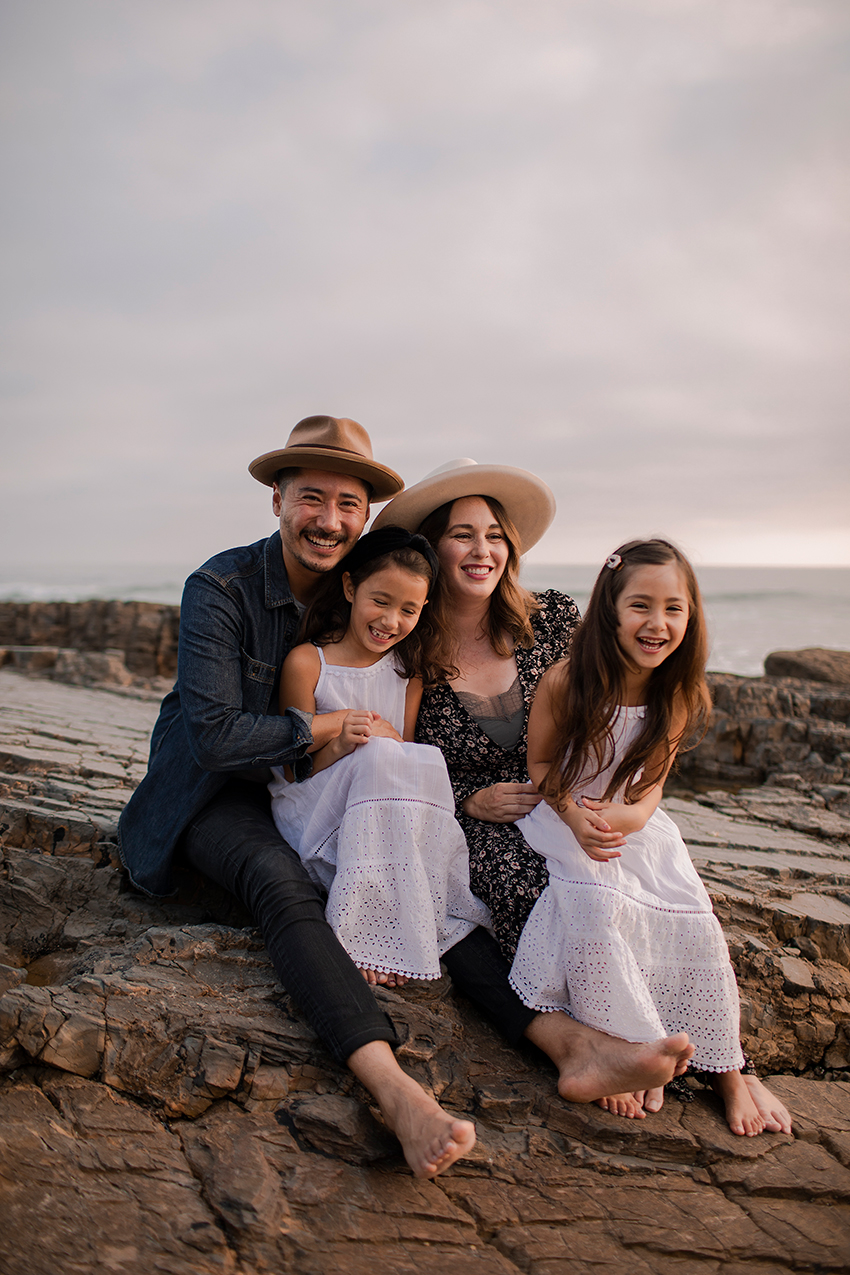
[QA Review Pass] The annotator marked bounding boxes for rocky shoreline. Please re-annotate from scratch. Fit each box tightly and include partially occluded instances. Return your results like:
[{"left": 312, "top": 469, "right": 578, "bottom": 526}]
[{"left": 1, "top": 616, "right": 850, "bottom": 1272}]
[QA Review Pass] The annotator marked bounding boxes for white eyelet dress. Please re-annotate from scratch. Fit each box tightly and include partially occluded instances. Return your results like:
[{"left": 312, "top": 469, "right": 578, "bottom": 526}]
[
  {"left": 269, "top": 649, "right": 491, "bottom": 980},
  {"left": 509, "top": 707, "right": 745, "bottom": 1072}
]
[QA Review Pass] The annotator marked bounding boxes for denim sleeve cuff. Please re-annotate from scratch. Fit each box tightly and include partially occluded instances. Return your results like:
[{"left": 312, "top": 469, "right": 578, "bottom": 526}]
[{"left": 285, "top": 707, "right": 315, "bottom": 781}]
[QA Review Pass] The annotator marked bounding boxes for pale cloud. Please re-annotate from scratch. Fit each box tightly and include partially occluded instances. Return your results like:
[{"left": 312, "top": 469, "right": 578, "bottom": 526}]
[{"left": 1, "top": 0, "right": 848, "bottom": 567}]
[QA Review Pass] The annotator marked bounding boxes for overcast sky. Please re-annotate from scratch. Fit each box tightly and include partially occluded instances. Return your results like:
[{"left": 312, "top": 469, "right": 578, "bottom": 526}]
[{"left": 2, "top": 0, "right": 848, "bottom": 570}]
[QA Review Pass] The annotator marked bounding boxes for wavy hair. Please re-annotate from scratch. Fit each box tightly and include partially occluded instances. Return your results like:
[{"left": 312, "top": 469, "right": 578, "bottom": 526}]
[
  {"left": 417, "top": 495, "right": 540, "bottom": 669},
  {"left": 300, "top": 543, "right": 451, "bottom": 686},
  {"left": 541, "top": 539, "right": 711, "bottom": 806}
]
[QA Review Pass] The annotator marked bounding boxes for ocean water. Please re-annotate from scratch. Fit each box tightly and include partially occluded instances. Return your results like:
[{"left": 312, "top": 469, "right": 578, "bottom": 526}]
[
  {"left": 0, "top": 562, "right": 847, "bottom": 678},
  {"left": 523, "top": 564, "right": 850, "bottom": 677}
]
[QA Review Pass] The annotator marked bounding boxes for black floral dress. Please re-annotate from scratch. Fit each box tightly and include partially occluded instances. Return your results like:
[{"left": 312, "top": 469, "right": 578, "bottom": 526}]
[{"left": 416, "top": 590, "right": 581, "bottom": 958}]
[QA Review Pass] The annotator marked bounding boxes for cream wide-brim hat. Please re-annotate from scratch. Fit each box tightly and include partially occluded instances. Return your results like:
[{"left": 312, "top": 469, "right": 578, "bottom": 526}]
[{"left": 372, "top": 458, "right": 555, "bottom": 553}]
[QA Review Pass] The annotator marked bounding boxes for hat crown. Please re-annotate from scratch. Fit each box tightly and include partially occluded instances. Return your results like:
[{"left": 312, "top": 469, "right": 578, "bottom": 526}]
[
  {"left": 420, "top": 458, "right": 477, "bottom": 480},
  {"left": 286, "top": 415, "right": 375, "bottom": 462},
  {"left": 248, "top": 414, "right": 403, "bottom": 498}
]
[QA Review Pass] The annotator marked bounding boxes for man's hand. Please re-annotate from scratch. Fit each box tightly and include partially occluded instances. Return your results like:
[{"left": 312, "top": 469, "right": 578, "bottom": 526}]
[{"left": 462, "top": 782, "right": 543, "bottom": 823}]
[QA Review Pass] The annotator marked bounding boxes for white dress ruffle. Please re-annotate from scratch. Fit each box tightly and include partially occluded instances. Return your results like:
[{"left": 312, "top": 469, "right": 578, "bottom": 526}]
[
  {"left": 269, "top": 649, "right": 490, "bottom": 980},
  {"left": 509, "top": 706, "right": 745, "bottom": 1072}
]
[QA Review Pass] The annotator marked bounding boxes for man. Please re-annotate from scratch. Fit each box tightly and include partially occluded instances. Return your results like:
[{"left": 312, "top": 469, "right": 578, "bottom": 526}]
[{"left": 119, "top": 415, "right": 694, "bottom": 1178}]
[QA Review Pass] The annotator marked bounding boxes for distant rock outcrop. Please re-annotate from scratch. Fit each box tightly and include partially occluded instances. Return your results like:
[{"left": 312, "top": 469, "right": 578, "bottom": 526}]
[
  {"left": 765, "top": 646, "right": 850, "bottom": 685},
  {"left": 0, "top": 599, "right": 178, "bottom": 679},
  {"left": 677, "top": 669, "right": 850, "bottom": 795}
]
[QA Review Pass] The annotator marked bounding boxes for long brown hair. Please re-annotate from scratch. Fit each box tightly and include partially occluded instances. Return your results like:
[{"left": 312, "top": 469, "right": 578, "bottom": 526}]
[
  {"left": 300, "top": 544, "right": 452, "bottom": 686},
  {"left": 541, "top": 539, "right": 711, "bottom": 805},
  {"left": 417, "top": 495, "right": 540, "bottom": 668}
]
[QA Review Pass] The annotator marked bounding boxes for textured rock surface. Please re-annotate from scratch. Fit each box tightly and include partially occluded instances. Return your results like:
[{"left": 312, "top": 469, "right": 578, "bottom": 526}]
[
  {"left": 678, "top": 670, "right": 850, "bottom": 793},
  {"left": 2, "top": 663, "right": 850, "bottom": 1272}
]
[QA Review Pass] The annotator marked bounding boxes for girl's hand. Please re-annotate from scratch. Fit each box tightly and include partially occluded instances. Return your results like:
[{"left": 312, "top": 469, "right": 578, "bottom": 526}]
[
  {"left": 368, "top": 715, "right": 404, "bottom": 743},
  {"left": 462, "top": 782, "right": 542, "bottom": 823},
  {"left": 337, "top": 710, "right": 379, "bottom": 754},
  {"left": 562, "top": 799, "right": 626, "bottom": 861},
  {"left": 583, "top": 791, "right": 661, "bottom": 837}
]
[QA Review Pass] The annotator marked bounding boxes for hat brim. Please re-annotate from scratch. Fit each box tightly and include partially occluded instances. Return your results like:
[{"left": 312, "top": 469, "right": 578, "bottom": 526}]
[
  {"left": 372, "top": 462, "right": 555, "bottom": 553},
  {"left": 249, "top": 447, "right": 403, "bottom": 502}
]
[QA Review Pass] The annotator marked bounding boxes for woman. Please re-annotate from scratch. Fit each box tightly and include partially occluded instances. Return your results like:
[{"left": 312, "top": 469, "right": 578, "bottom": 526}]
[
  {"left": 378, "top": 457, "right": 575, "bottom": 956},
  {"left": 375, "top": 459, "right": 792, "bottom": 1130}
]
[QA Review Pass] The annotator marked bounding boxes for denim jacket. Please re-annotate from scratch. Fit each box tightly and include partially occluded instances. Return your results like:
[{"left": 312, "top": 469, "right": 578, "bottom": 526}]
[{"left": 118, "top": 532, "right": 313, "bottom": 896}]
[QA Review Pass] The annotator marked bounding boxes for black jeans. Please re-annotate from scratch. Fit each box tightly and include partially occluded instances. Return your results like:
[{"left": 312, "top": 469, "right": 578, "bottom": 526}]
[{"left": 182, "top": 779, "right": 536, "bottom": 1065}]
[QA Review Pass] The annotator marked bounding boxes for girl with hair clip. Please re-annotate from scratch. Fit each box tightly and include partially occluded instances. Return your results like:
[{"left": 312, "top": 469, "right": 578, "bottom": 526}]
[
  {"left": 509, "top": 539, "right": 773, "bottom": 1136},
  {"left": 268, "top": 526, "right": 490, "bottom": 987}
]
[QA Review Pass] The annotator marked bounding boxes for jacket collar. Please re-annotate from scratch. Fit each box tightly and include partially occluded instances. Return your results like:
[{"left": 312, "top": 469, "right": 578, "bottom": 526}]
[{"left": 264, "top": 531, "right": 298, "bottom": 610}]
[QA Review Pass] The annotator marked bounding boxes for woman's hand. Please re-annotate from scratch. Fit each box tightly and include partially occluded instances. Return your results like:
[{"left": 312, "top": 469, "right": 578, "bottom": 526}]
[
  {"left": 462, "top": 782, "right": 542, "bottom": 823},
  {"left": 562, "top": 798, "right": 626, "bottom": 861}
]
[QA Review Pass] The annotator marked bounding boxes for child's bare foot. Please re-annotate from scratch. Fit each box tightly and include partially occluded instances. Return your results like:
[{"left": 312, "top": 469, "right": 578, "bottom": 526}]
[
  {"left": 525, "top": 1013, "right": 694, "bottom": 1104},
  {"left": 595, "top": 1092, "right": 646, "bottom": 1118},
  {"left": 359, "top": 968, "right": 407, "bottom": 987},
  {"left": 742, "top": 1074, "right": 792, "bottom": 1133},
  {"left": 642, "top": 1086, "right": 665, "bottom": 1112},
  {"left": 712, "top": 1070, "right": 766, "bottom": 1136}
]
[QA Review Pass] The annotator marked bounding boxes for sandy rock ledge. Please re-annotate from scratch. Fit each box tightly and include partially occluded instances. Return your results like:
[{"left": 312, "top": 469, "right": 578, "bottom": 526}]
[{"left": 1, "top": 662, "right": 850, "bottom": 1273}]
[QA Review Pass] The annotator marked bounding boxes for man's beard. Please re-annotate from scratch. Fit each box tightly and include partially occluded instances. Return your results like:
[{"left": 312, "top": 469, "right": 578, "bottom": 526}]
[{"left": 281, "top": 515, "right": 351, "bottom": 573}]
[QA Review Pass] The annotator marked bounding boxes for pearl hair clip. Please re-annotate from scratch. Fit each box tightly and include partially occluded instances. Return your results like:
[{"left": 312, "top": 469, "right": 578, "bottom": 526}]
[{"left": 604, "top": 553, "right": 623, "bottom": 571}]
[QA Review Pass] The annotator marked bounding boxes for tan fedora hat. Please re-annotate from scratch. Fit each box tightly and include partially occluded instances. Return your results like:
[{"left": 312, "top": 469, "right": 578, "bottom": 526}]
[
  {"left": 373, "top": 458, "right": 555, "bottom": 553},
  {"left": 249, "top": 416, "right": 404, "bottom": 502}
]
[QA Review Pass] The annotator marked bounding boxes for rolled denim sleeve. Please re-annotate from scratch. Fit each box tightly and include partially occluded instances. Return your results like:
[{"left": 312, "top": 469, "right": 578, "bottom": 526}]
[{"left": 177, "top": 569, "right": 313, "bottom": 772}]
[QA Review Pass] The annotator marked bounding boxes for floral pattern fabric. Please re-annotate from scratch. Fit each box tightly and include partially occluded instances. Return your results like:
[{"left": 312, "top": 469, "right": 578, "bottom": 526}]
[{"left": 415, "top": 589, "right": 581, "bottom": 957}]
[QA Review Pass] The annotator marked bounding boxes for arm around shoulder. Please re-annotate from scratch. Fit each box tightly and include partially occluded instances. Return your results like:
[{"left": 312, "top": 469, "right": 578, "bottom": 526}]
[{"left": 177, "top": 569, "right": 314, "bottom": 771}]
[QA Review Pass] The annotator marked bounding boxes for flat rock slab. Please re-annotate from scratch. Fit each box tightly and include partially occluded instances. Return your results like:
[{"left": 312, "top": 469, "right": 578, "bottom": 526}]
[
  {"left": 665, "top": 797, "right": 850, "bottom": 872},
  {"left": 2, "top": 671, "right": 850, "bottom": 1271},
  {"left": 0, "top": 667, "right": 160, "bottom": 854}
]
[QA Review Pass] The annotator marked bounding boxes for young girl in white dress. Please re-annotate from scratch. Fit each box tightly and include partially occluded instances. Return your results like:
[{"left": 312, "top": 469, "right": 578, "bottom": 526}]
[
  {"left": 509, "top": 539, "right": 768, "bottom": 1136},
  {"left": 269, "top": 526, "right": 490, "bottom": 986}
]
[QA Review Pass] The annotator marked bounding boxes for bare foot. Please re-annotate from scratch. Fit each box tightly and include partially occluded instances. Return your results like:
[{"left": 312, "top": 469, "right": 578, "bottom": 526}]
[
  {"left": 712, "top": 1070, "right": 766, "bottom": 1136},
  {"left": 595, "top": 1091, "right": 646, "bottom": 1118},
  {"left": 742, "top": 1074, "right": 792, "bottom": 1134},
  {"left": 525, "top": 1013, "right": 694, "bottom": 1104},
  {"left": 359, "top": 968, "right": 408, "bottom": 988},
  {"left": 642, "top": 1086, "right": 665, "bottom": 1113},
  {"left": 379, "top": 1082, "right": 475, "bottom": 1176},
  {"left": 348, "top": 1041, "right": 475, "bottom": 1177}
]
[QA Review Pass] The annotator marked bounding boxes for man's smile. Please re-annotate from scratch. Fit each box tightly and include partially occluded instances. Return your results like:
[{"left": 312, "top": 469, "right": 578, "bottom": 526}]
[{"left": 302, "top": 529, "right": 346, "bottom": 551}]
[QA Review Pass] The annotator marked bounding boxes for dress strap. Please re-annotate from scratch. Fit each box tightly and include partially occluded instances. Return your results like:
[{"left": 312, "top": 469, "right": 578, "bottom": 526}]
[{"left": 315, "top": 644, "right": 327, "bottom": 668}]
